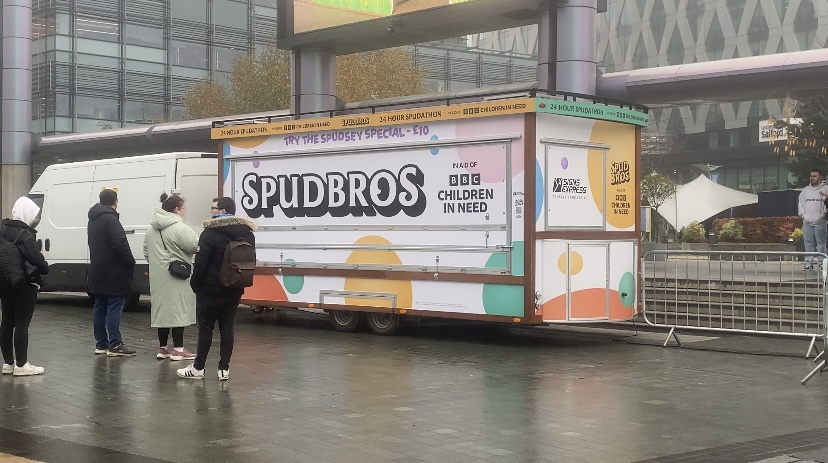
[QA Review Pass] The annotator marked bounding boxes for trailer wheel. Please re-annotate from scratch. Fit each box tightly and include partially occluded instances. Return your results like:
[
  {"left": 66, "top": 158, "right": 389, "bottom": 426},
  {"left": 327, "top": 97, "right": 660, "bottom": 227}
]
[
  {"left": 366, "top": 312, "right": 400, "bottom": 336},
  {"left": 329, "top": 310, "right": 363, "bottom": 333}
]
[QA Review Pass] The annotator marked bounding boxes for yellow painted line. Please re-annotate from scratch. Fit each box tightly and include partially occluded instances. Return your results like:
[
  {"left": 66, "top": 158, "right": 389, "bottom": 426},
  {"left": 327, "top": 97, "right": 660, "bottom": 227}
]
[
  {"left": 210, "top": 98, "right": 535, "bottom": 139},
  {"left": 0, "top": 453, "right": 43, "bottom": 462}
]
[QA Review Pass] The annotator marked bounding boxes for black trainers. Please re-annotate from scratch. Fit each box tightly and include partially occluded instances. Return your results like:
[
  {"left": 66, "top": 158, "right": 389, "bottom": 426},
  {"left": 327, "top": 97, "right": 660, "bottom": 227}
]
[
  {"left": 107, "top": 343, "right": 137, "bottom": 357},
  {"left": 804, "top": 265, "right": 814, "bottom": 271}
]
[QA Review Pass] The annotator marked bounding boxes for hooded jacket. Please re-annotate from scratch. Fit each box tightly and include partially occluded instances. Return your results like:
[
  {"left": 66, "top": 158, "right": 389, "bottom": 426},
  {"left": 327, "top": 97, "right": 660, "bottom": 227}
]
[
  {"left": 799, "top": 183, "right": 828, "bottom": 225},
  {"left": 190, "top": 215, "right": 257, "bottom": 299},
  {"left": 87, "top": 202, "right": 136, "bottom": 296},
  {"left": 143, "top": 209, "right": 200, "bottom": 327},
  {"left": 0, "top": 197, "right": 49, "bottom": 287}
]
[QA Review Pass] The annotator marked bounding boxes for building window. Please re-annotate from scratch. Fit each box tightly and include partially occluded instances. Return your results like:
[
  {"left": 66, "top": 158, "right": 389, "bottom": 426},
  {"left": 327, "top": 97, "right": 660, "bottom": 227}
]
[
  {"left": 125, "top": 24, "right": 164, "bottom": 48},
  {"left": 632, "top": 38, "right": 648, "bottom": 69},
  {"left": 171, "top": 0, "right": 207, "bottom": 23},
  {"left": 730, "top": 129, "right": 741, "bottom": 148},
  {"left": 213, "top": 0, "right": 249, "bottom": 29},
  {"left": 738, "top": 169, "right": 751, "bottom": 190},
  {"left": 33, "top": 15, "right": 55, "bottom": 39},
  {"left": 124, "top": 100, "right": 164, "bottom": 123},
  {"left": 76, "top": 17, "right": 119, "bottom": 42},
  {"left": 76, "top": 38, "right": 120, "bottom": 56},
  {"left": 76, "top": 96, "right": 119, "bottom": 120},
  {"left": 795, "top": 29, "right": 816, "bottom": 50},
  {"left": 77, "top": 53, "right": 120, "bottom": 68},
  {"left": 709, "top": 132, "right": 719, "bottom": 149},
  {"left": 170, "top": 41, "right": 208, "bottom": 68},
  {"left": 215, "top": 47, "right": 247, "bottom": 72}
]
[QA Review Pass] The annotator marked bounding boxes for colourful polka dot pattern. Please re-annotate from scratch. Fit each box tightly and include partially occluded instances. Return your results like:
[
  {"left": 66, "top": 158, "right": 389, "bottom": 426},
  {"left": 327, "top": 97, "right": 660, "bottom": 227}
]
[
  {"left": 557, "top": 251, "right": 583, "bottom": 275},
  {"left": 482, "top": 241, "right": 525, "bottom": 316},
  {"left": 344, "top": 236, "right": 413, "bottom": 308},
  {"left": 618, "top": 272, "right": 636, "bottom": 307},
  {"left": 282, "top": 259, "right": 304, "bottom": 295}
]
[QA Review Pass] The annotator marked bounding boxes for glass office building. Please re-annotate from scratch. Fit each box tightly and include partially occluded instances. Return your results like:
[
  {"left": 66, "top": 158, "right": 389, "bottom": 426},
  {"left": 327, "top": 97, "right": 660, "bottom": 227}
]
[
  {"left": 29, "top": 0, "right": 538, "bottom": 136},
  {"left": 31, "top": 0, "right": 279, "bottom": 134},
  {"left": 470, "top": 0, "right": 828, "bottom": 192}
]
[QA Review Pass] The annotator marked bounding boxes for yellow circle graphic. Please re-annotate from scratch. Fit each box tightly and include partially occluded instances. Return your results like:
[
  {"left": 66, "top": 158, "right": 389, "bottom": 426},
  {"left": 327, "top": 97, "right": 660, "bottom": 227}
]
[
  {"left": 588, "top": 121, "right": 637, "bottom": 230},
  {"left": 344, "top": 236, "right": 413, "bottom": 308},
  {"left": 227, "top": 136, "right": 269, "bottom": 149},
  {"left": 557, "top": 251, "right": 584, "bottom": 275}
]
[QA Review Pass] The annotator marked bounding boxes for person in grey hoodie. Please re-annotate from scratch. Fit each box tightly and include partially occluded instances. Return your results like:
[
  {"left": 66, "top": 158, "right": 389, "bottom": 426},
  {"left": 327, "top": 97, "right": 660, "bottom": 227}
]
[{"left": 798, "top": 169, "right": 828, "bottom": 270}]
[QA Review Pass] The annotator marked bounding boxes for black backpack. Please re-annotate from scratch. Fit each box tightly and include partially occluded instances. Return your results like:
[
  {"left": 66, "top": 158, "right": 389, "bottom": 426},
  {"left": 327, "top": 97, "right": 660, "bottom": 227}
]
[
  {"left": 217, "top": 237, "right": 256, "bottom": 288},
  {"left": 0, "top": 226, "right": 26, "bottom": 291}
]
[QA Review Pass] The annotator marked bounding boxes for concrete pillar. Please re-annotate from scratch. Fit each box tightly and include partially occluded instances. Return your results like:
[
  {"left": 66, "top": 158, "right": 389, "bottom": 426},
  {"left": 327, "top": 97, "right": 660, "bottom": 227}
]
[
  {"left": 290, "top": 49, "right": 338, "bottom": 117},
  {"left": 537, "top": 1, "right": 558, "bottom": 93},
  {"left": 556, "top": 0, "right": 597, "bottom": 95},
  {"left": 1, "top": 0, "right": 33, "bottom": 217}
]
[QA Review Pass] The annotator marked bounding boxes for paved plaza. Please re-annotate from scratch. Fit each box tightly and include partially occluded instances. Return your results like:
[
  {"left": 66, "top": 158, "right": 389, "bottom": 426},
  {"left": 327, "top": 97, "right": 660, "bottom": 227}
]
[{"left": 1, "top": 294, "right": 828, "bottom": 462}]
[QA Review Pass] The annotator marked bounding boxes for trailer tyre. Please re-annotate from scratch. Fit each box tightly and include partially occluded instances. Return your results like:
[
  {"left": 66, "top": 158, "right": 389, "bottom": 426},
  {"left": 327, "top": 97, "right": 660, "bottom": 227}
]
[
  {"left": 329, "top": 310, "right": 364, "bottom": 333},
  {"left": 366, "top": 312, "right": 400, "bottom": 336}
]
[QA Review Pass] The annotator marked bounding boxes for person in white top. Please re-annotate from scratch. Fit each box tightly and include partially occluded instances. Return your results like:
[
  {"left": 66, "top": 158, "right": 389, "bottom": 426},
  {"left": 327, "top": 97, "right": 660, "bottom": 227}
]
[{"left": 798, "top": 169, "right": 828, "bottom": 270}]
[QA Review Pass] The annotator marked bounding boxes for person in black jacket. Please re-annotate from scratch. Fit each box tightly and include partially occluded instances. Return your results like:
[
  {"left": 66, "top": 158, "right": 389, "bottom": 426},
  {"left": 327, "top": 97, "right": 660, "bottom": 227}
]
[
  {"left": 0, "top": 197, "right": 49, "bottom": 376},
  {"left": 177, "top": 197, "right": 256, "bottom": 381},
  {"left": 87, "top": 188, "right": 137, "bottom": 357}
]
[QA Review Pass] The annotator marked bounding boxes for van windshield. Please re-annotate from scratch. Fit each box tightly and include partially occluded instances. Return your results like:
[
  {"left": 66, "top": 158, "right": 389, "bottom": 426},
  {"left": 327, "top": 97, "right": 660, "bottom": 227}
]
[
  {"left": 27, "top": 194, "right": 44, "bottom": 212},
  {"left": 27, "top": 194, "right": 45, "bottom": 228}
]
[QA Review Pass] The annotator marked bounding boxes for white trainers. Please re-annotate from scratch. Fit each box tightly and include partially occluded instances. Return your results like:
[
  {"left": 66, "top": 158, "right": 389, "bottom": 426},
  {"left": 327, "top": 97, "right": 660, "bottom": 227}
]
[
  {"left": 94, "top": 348, "right": 108, "bottom": 355},
  {"left": 13, "top": 363, "right": 45, "bottom": 376},
  {"left": 176, "top": 364, "right": 204, "bottom": 379},
  {"left": 2, "top": 364, "right": 13, "bottom": 375},
  {"left": 218, "top": 368, "right": 229, "bottom": 381}
]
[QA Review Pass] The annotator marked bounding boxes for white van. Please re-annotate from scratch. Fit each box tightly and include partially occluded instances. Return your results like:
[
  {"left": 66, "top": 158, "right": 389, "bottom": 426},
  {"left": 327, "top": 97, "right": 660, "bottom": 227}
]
[{"left": 28, "top": 152, "right": 218, "bottom": 308}]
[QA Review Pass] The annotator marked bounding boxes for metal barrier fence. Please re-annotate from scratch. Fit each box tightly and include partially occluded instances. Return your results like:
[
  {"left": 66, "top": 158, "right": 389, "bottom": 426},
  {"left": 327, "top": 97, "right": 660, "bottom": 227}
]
[{"left": 642, "top": 251, "right": 828, "bottom": 379}]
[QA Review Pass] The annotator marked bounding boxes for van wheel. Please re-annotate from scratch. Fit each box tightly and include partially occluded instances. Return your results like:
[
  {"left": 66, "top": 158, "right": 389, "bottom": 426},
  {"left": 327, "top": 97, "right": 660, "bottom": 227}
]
[
  {"left": 366, "top": 312, "right": 400, "bottom": 336},
  {"left": 329, "top": 310, "right": 364, "bottom": 333},
  {"left": 124, "top": 292, "right": 141, "bottom": 312}
]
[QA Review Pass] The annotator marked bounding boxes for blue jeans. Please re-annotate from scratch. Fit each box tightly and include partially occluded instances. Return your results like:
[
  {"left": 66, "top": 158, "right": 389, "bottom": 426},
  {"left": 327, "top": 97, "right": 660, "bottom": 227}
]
[
  {"left": 93, "top": 295, "right": 125, "bottom": 349},
  {"left": 803, "top": 223, "right": 828, "bottom": 265}
]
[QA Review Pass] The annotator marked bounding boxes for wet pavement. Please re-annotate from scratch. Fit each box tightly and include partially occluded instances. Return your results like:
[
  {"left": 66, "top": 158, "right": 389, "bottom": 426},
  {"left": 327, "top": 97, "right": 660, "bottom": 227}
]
[{"left": 2, "top": 294, "right": 828, "bottom": 462}]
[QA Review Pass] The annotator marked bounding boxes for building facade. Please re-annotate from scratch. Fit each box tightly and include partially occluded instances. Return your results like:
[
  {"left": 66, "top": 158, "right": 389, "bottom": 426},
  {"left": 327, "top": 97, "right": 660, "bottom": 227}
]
[
  {"left": 470, "top": 0, "right": 828, "bottom": 193},
  {"left": 32, "top": 0, "right": 279, "bottom": 134},
  {"left": 29, "top": 0, "right": 538, "bottom": 136},
  {"left": 32, "top": 0, "right": 828, "bottom": 195}
]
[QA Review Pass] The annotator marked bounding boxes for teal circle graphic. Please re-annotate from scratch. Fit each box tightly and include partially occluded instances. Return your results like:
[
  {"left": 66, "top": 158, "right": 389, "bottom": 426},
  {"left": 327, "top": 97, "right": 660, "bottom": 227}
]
[
  {"left": 481, "top": 241, "right": 525, "bottom": 316},
  {"left": 618, "top": 272, "right": 636, "bottom": 307},
  {"left": 283, "top": 259, "right": 304, "bottom": 295}
]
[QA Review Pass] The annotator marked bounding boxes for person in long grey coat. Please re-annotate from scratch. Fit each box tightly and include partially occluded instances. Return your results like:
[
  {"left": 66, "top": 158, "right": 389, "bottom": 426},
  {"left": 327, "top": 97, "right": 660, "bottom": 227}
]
[{"left": 143, "top": 193, "right": 200, "bottom": 361}]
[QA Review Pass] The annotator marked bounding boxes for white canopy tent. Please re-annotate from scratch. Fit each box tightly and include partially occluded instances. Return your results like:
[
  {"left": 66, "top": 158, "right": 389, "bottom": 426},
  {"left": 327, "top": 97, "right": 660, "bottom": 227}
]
[{"left": 655, "top": 174, "right": 759, "bottom": 231}]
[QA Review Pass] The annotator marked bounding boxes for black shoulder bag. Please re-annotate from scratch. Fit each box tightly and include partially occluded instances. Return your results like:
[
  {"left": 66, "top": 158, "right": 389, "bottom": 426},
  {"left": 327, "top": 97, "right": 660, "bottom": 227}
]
[{"left": 159, "top": 228, "right": 192, "bottom": 280}]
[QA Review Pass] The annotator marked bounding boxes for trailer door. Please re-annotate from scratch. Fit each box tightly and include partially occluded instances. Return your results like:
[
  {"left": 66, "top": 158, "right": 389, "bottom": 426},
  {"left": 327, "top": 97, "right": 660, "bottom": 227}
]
[{"left": 566, "top": 242, "right": 609, "bottom": 320}]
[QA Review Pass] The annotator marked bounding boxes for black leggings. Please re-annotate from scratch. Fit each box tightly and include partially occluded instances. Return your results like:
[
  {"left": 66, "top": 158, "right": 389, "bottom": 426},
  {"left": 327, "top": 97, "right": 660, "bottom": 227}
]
[
  {"left": 157, "top": 327, "right": 185, "bottom": 348},
  {"left": 0, "top": 284, "right": 38, "bottom": 367},
  {"left": 194, "top": 296, "right": 238, "bottom": 371}
]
